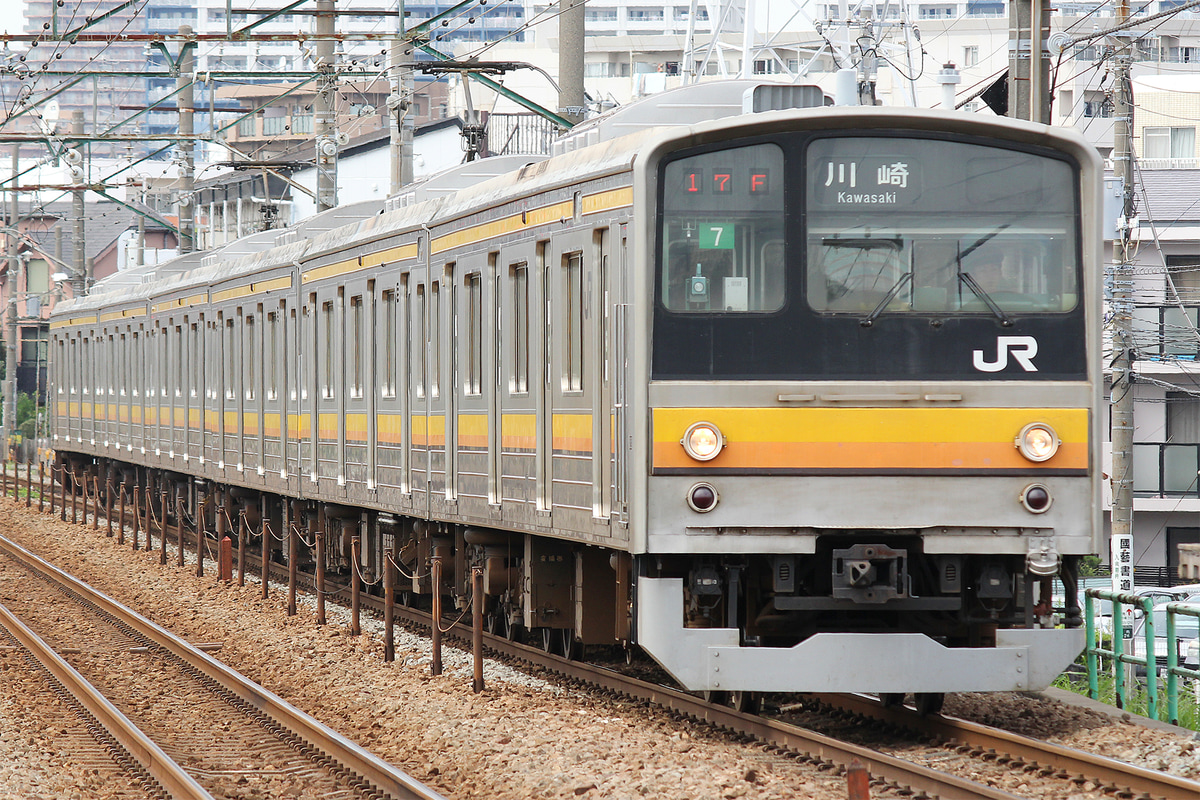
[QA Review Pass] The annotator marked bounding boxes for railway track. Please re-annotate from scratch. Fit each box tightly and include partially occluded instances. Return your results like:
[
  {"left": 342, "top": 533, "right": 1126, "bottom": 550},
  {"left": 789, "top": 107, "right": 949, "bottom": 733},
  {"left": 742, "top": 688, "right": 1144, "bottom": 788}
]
[
  {"left": 808, "top": 692, "right": 1200, "bottom": 800},
  {"left": 0, "top": 531, "right": 445, "bottom": 800},
  {"left": 7, "top": 468, "right": 1199, "bottom": 800}
]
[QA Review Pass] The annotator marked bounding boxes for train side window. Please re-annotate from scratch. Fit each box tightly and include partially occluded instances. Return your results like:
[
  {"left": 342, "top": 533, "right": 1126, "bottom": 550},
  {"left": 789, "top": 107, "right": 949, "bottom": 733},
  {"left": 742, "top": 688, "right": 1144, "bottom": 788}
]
[
  {"left": 381, "top": 290, "right": 396, "bottom": 399},
  {"left": 322, "top": 300, "right": 335, "bottom": 400},
  {"left": 564, "top": 252, "right": 584, "bottom": 393},
  {"left": 511, "top": 263, "right": 529, "bottom": 394},
  {"left": 464, "top": 273, "right": 482, "bottom": 396},
  {"left": 349, "top": 295, "right": 364, "bottom": 399}
]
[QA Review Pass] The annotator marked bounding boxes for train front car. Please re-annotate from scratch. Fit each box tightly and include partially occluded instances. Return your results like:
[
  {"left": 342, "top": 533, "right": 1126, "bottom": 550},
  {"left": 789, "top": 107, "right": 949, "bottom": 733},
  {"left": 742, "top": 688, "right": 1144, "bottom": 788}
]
[{"left": 632, "top": 107, "right": 1102, "bottom": 699}]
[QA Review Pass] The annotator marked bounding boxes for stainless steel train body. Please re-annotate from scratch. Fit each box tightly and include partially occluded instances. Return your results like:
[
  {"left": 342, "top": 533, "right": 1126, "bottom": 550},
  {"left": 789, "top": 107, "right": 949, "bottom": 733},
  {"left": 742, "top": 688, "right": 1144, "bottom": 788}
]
[{"left": 49, "top": 101, "right": 1103, "bottom": 696}]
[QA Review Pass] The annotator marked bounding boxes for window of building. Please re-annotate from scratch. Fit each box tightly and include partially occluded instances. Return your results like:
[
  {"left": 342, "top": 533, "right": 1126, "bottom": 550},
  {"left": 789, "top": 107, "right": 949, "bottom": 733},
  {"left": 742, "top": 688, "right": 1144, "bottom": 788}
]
[
  {"left": 963, "top": 46, "right": 979, "bottom": 67},
  {"left": 1143, "top": 126, "right": 1196, "bottom": 160}
]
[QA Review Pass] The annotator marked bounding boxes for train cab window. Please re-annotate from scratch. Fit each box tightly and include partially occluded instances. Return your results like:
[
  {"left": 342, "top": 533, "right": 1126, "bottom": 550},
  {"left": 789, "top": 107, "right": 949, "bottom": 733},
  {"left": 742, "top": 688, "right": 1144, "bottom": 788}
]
[
  {"left": 805, "top": 137, "right": 1079, "bottom": 316},
  {"left": 660, "top": 142, "right": 785, "bottom": 313}
]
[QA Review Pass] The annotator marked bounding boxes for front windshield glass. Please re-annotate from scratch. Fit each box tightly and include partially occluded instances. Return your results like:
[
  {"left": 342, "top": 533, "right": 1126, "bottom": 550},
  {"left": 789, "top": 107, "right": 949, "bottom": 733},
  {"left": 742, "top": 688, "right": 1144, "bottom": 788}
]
[
  {"left": 660, "top": 143, "right": 785, "bottom": 313},
  {"left": 806, "top": 137, "right": 1079, "bottom": 315}
]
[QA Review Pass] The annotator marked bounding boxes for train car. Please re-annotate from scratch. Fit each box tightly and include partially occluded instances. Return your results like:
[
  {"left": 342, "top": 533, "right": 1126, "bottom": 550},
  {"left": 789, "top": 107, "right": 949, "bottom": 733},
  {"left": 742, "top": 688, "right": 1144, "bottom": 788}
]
[{"left": 49, "top": 82, "right": 1102, "bottom": 707}]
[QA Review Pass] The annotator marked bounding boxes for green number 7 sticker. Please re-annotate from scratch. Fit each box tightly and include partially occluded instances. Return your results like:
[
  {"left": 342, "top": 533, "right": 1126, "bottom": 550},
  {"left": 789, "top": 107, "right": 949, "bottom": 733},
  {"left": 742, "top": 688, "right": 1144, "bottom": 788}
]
[{"left": 699, "top": 223, "right": 734, "bottom": 249}]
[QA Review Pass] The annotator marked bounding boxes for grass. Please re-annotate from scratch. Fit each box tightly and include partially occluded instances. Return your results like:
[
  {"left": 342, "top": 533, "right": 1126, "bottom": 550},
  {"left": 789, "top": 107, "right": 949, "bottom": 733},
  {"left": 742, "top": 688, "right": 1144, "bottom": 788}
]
[{"left": 1054, "top": 659, "right": 1200, "bottom": 730}]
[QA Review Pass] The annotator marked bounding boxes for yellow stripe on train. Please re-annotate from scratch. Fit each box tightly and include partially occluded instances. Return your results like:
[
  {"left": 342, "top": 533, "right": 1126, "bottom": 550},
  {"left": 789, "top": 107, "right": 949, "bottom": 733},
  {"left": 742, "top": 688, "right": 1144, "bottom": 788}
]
[{"left": 652, "top": 407, "right": 1089, "bottom": 471}]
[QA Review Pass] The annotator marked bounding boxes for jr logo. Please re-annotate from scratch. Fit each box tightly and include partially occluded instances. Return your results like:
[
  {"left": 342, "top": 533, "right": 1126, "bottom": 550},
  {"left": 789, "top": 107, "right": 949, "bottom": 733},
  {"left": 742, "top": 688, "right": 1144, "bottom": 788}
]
[{"left": 972, "top": 335, "right": 1039, "bottom": 372}]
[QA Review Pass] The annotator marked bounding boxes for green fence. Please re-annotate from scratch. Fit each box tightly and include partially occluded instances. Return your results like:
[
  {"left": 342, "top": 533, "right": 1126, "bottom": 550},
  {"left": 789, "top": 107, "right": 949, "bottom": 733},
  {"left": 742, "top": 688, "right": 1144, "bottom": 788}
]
[{"left": 1085, "top": 588, "right": 1200, "bottom": 725}]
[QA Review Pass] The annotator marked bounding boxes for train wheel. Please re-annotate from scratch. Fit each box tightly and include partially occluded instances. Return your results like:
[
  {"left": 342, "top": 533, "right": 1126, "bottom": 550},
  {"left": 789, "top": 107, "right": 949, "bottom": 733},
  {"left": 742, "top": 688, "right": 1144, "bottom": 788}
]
[
  {"left": 560, "top": 629, "right": 581, "bottom": 660},
  {"left": 539, "top": 627, "right": 555, "bottom": 654},
  {"left": 504, "top": 615, "right": 524, "bottom": 643},
  {"left": 728, "top": 691, "right": 759, "bottom": 714},
  {"left": 484, "top": 613, "right": 499, "bottom": 635},
  {"left": 624, "top": 644, "right": 637, "bottom": 665},
  {"left": 702, "top": 691, "right": 728, "bottom": 705},
  {"left": 915, "top": 693, "right": 945, "bottom": 716},
  {"left": 880, "top": 693, "right": 906, "bottom": 708}
]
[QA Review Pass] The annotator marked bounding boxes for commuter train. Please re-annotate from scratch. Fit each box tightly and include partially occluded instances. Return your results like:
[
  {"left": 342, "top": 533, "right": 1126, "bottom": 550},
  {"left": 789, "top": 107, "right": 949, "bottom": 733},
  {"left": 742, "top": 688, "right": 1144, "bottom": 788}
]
[{"left": 49, "top": 81, "right": 1103, "bottom": 709}]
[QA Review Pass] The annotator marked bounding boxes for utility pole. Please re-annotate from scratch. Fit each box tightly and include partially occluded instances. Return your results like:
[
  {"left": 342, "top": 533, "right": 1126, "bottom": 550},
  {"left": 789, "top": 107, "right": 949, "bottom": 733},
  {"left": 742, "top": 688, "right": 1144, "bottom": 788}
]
[
  {"left": 1009, "top": 0, "right": 1051, "bottom": 122},
  {"left": 178, "top": 24, "right": 196, "bottom": 253},
  {"left": 314, "top": 0, "right": 338, "bottom": 212},
  {"left": 389, "top": 0, "right": 414, "bottom": 193},
  {"left": 1109, "top": 0, "right": 1136, "bottom": 648},
  {"left": 857, "top": 13, "right": 878, "bottom": 106},
  {"left": 557, "top": 0, "right": 585, "bottom": 126},
  {"left": 3, "top": 147, "right": 17, "bottom": 451},
  {"left": 71, "top": 110, "right": 86, "bottom": 298}
]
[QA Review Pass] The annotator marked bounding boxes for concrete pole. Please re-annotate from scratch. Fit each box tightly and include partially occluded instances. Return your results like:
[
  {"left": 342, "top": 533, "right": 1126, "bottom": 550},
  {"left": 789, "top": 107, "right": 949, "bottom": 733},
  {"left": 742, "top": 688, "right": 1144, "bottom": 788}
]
[
  {"left": 1109, "top": 0, "right": 1136, "bottom": 658},
  {"left": 389, "top": 0, "right": 414, "bottom": 194},
  {"left": 3, "top": 147, "right": 17, "bottom": 450},
  {"left": 178, "top": 25, "right": 195, "bottom": 253},
  {"left": 1008, "top": 0, "right": 1051, "bottom": 122},
  {"left": 557, "top": 0, "right": 586, "bottom": 126},
  {"left": 71, "top": 111, "right": 85, "bottom": 298},
  {"left": 314, "top": 0, "right": 338, "bottom": 212}
]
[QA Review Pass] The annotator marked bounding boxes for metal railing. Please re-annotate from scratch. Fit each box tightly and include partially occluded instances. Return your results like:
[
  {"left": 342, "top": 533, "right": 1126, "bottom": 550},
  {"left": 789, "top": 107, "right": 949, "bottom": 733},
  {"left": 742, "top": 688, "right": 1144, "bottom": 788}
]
[
  {"left": 1086, "top": 589, "right": 1200, "bottom": 725},
  {"left": 1085, "top": 589, "right": 1158, "bottom": 719}
]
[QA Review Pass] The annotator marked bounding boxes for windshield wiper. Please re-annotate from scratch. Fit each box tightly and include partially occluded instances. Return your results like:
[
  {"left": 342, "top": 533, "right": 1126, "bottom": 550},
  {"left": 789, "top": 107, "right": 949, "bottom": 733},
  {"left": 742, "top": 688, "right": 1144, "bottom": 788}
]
[
  {"left": 959, "top": 271, "right": 1013, "bottom": 327},
  {"left": 860, "top": 272, "right": 912, "bottom": 327}
]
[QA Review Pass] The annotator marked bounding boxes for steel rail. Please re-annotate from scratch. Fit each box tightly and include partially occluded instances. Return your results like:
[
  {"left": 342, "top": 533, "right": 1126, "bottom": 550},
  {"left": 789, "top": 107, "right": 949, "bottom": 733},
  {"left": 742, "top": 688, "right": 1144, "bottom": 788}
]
[
  {"left": 0, "top": 533, "right": 447, "bottom": 800},
  {"left": 0, "top": 601, "right": 214, "bottom": 800},
  {"left": 813, "top": 692, "right": 1200, "bottom": 800}
]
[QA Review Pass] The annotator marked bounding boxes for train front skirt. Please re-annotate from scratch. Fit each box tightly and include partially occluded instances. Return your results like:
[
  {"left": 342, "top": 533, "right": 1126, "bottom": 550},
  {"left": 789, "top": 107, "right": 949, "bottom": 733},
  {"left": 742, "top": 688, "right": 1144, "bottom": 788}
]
[{"left": 638, "top": 577, "right": 1084, "bottom": 693}]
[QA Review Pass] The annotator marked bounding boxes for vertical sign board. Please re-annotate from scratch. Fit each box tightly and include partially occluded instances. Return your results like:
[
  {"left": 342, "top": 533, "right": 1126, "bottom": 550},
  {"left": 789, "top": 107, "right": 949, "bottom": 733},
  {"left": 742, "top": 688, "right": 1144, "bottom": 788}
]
[{"left": 1111, "top": 533, "right": 1134, "bottom": 641}]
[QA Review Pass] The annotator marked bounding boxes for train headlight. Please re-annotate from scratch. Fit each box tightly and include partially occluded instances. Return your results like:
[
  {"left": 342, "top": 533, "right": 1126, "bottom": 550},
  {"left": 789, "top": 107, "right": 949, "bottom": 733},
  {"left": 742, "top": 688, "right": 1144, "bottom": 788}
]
[
  {"left": 682, "top": 422, "right": 724, "bottom": 461},
  {"left": 1015, "top": 423, "right": 1060, "bottom": 462}
]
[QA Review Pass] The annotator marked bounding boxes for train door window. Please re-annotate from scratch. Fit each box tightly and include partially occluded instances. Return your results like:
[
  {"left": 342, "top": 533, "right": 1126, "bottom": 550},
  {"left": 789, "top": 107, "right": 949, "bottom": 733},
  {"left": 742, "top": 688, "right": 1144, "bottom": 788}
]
[
  {"left": 245, "top": 312, "right": 257, "bottom": 401},
  {"left": 511, "top": 263, "right": 529, "bottom": 394},
  {"left": 381, "top": 289, "right": 396, "bottom": 399},
  {"left": 174, "top": 325, "right": 183, "bottom": 398},
  {"left": 266, "top": 312, "right": 278, "bottom": 401},
  {"left": 430, "top": 280, "right": 441, "bottom": 399},
  {"left": 118, "top": 334, "right": 126, "bottom": 397},
  {"left": 57, "top": 340, "right": 65, "bottom": 396},
  {"left": 224, "top": 317, "right": 235, "bottom": 401},
  {"left": 131, "top": 333, "right": 139, "bottom": 397},
  {"left": 415, "top": 283, "right": 426, "bottom": 399},
  {"left": 564, "top": 252, "right": 584, "bottom": 393},
  {"left": 464, "top": 273, "right": 482, "bottom": 396},
  {"left": 190, "top": 322, "right": 201, "bottom": 398},
  {"left": 302, "top": 298, "right": 314, "bottom": 402},
  {"left": 322, "top": 300, "right": 335, "bottom": 400},
  {"left": 350, "top": 294, "right": 364, "bottom": 399}
]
